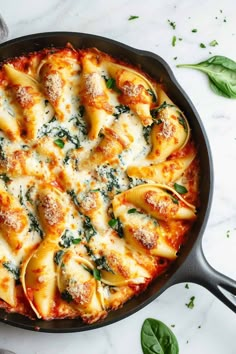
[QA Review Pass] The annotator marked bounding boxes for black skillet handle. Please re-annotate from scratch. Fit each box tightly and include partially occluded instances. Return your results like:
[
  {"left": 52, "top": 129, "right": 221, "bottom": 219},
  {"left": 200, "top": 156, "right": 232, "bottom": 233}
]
[{"left": 172, "top": 243, "right": 236, "bottom": 312}]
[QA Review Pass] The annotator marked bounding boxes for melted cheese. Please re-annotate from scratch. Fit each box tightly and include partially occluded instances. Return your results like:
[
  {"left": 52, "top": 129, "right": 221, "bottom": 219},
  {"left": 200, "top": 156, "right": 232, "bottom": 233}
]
[{"left": 0, "top": 46, "right": 199, "bottom": 324}]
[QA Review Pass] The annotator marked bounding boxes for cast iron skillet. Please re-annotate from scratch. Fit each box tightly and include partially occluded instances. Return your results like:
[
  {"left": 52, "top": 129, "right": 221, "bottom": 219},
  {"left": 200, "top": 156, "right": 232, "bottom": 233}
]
[{"left": 0, "top": 32, "right": 235, "bottom": 333}]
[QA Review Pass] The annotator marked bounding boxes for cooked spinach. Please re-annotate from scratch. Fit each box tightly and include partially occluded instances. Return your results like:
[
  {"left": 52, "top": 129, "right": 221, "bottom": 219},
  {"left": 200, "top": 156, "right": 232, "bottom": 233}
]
[
  {"left": 113, "top": 105, "right": 130, "bottom": 119},
  {"left": 177, "top": 56, "right": 236, "bottom": 98},
  {"left": 150, "top": 101, "right": 175, "bottom": 119},
  {"left": 69, "top": 105, "right": 87, "bottom": 136},
  {"left": 67, "top": 189, "right": 80, "bottom": 208},
  {"left": 28, "top": 212, "right": 43, "bottom": 238},
  {"left": 25, "top": 186, "right": 35, "bottom": 205},
  {"left": 39, "top": 119, "right": 80, "bottom": 148},
  {"left": 0, "top": 173, "right": 11, "bottom": 186},
  {"left": 54, "top": 250, "right": 65, "bottom": 265},
  {"left": 59, "top": 229, "right": 81, "bottom": 248},
  {"left": 0, "top": 137, "right": 6, "bottom": 161},
  {"left": 108, "top": 217, "right": 124, "bottom": 238},
  {"left": 3, "top": 262, "right": 20, "bottom": 282},
  {"left": 141, "top": 318, "right": 179, "bottom": 354},
  {"left": 146, "top": 88, "right": 157, "bottom": 102},
  {"left": 143, "top": 125, "right": 152, "bottom": 144},
  {"left": 61, "top": 290, "right": 73, "bottom": 303},
  {"left": 85, "top": 246, "right": 114, "bottom": 273},
  {"left": 83, "top": 215, "right": 97, "bottom": 242}
]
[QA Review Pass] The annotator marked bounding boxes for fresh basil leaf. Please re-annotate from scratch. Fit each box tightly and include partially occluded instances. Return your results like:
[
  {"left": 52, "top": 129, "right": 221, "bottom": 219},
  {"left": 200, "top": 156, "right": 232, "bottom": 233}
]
[
  {"left": 177, "top": 55, "right": 236, "bottom": 98},
  {"left": 174, "top": 183, "right": 188, "bottom": 194},
  {"left": 141, "top": 318, "right": 179, "bottom": 354}
]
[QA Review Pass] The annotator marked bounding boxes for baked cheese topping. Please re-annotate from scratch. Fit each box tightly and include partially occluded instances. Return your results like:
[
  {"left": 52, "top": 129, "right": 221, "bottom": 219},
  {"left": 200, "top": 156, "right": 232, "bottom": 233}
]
[{"left": 0, "top": 46, "right": 199, "bottom": 324}]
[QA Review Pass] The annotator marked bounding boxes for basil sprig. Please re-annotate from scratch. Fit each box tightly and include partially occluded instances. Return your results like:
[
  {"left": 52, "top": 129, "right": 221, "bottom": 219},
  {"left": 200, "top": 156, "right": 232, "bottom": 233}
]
[
  {"left": 177, "top": 56, "right": 236, "bottom": 98},
  {"left": 141, "top": 318, "right": 179, "bottom": 354}
]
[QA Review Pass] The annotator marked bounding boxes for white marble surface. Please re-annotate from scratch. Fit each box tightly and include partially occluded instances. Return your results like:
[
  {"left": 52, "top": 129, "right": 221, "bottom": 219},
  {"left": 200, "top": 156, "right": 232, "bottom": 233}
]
[{"left": 0, "top": 0, "right": 236, "bottom": 353}]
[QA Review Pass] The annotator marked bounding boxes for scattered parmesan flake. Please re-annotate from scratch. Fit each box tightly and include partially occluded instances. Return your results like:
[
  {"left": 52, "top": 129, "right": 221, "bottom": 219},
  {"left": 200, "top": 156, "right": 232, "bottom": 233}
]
[
  {"left": 0, "top": 210, "right": 21, "bottom": 231},
  {"left": 15, "top": 86, "right": 33, "bottom": 107},
  {"left": 44, "top": 73, "right": 62, "bottom": 102},
  {"left": 67, "top": 280, "right": 90, "bottom": 305},
  {"left": 133, "top": 227, "right": 157, "bottom": 249},
  {"left": 81, "top": 193, "right": 96, "bottom": 211},
  {"left": 84, "top": 72, "right": 103, "bottom": 97},
  {"left": 159, "top": 119, "right": 176, "bottom": 139},
  {"left": 38, "top": 275, "right": 46, "bottom": 283},
  {"left": 122, "top": 83, "right": 142, "bottom": 97},
  {"left": 40, "top": 195, "right": 61, "bottom": 226}
]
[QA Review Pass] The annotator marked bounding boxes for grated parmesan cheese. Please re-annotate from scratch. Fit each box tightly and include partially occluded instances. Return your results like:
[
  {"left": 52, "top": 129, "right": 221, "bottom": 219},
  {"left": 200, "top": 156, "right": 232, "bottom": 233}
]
[
  {"left": 67, "top": 280, "right": 91, "bottom": 305},
  {"left": 122, "top": 83, "right": 142, "bottom": 97},
  {"left": 145, "top": 192, "right": 170, "bottom": 213},
  {"left": 40, "top": 195, "right": 61, "bottom": 226},
  {"left": 0, "top": 210, "right": 21, "bottom": 231},
  {"left": 44, "top": 73, "right": 62, "bottom": 102},
  {"left": 158, "top": 118, "right": 176, "bottom": 139},
  {"left": 15, "top": 86, "right": 33, "bottom": 107},
  {"left": 133, "top": 227, "right": 157, "bottom": 249},
  {"left": 84, "top": 73, "right": 103, "bottom": 98}
]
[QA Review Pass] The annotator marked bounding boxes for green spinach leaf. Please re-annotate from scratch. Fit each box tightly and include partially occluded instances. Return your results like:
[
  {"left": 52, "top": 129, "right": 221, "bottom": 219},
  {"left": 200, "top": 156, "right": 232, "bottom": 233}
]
[
  {"left": 177, "top": 56, "right": 236, "bottom": 98},
  {"left": 141, "top": 318, "right": 179, "bottom": 354}
]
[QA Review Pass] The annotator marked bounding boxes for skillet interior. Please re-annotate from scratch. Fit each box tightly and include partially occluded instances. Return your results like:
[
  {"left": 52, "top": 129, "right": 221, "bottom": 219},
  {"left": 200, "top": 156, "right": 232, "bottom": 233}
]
[{"left": 0, "top": 32, "right": 213, "bottom": 332}]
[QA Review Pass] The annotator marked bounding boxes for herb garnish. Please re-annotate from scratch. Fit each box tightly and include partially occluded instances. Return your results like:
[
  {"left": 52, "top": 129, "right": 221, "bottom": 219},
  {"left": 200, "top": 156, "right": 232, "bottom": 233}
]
[
  {"left": 168, "top": 20, "right": 176, "bottom": 30},
  {"left": 192, "top": 28, "right": 197, "bottom": 33},
  {"left": 186, "top": 296, "right": 195, "bottom": 309},
  {"left": 174, "top": 183, "right": 188, "bottom": 194},
  {"left": 141, "top": 318, "right": 179, "bottom": 354},
  {"left": 172, "top": 35, "right": 177, "bottom": 47},
  {"left": 54, "top": 138, "right": 65, "bottom": 148},
  {"left": 209, "top": 39, "right": 218, "bottom": 47},
  {"left": 177, "top": 55, "right": 236, "bottom": 98},
  {"left": 128, "top": 15, "right": 139, "bottom": 21}
]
